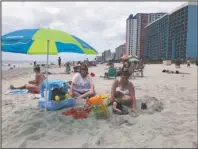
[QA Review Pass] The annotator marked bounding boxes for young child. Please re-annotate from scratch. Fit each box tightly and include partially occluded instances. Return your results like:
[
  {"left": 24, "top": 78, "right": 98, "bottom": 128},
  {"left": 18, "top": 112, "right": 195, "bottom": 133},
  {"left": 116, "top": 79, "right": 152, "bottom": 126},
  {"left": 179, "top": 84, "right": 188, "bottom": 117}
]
[{"left": 112, "top": 91, "right": 129, "bottom": 115}]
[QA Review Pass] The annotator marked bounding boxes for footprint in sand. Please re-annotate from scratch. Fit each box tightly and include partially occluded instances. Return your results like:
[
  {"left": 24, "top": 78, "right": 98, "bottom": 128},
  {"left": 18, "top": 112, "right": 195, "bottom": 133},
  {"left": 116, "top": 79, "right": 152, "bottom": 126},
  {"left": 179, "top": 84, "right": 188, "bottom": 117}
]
[
  {"left": 10, "top": 118, "right": 47, "bottom": 148},
  {"left": 109, "top": 115, "right": 136, "bottom": 128},
  {"left": 29, "top": 112, "right": 45, "bottom": 119},
  {"left": 95, "top": 135, "right": 105, "bottom": 146},
  {"left": 81, "top": 143, "right": 89, "bottom": 148},
  {"left": 192, "top": 142, "right": 198, "bottom": 148},
  {"left": 15, "top": 125, "right": 39, "bottom": 138},
  {"left": 19, "top": 132, "right": 46, "bottom": 148}
]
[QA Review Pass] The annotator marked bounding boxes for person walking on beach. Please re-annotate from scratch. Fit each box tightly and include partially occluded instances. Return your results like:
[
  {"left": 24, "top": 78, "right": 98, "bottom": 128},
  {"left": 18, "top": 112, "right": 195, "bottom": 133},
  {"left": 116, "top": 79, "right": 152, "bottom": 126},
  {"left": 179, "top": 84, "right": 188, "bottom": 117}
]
[
  {"left": 10, "top": 66, "right": 46, "bottom": 93},
  {"left": 58, "top": 57, "right": 61, "bottom": 68},
  {"left": 107, "top": 67, "right": 136, "bottom": 115},
  {"left": 34, "top": 61, "right": 37, "bottom": 67}
]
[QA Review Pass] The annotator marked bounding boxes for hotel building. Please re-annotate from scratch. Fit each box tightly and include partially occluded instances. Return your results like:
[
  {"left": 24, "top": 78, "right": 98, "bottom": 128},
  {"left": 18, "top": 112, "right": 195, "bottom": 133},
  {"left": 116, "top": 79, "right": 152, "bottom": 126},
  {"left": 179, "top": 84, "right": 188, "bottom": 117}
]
[
  {"left": 144, "top": 2, "right": 198, "bottom": 60},
  {"left": 126, "top": 13, "right": 166, "bottom": 58},
  {"left": 115, "top": 43, "right": 126, "bottom": 60}
]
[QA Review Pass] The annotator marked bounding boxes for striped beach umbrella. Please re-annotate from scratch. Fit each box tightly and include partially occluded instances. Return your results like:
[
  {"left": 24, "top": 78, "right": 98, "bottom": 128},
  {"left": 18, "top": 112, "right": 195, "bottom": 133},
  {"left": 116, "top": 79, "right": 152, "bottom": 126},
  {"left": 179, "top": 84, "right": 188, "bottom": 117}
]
[
  {"left": 1, "top": 28, "right": 97, "bottom": 55},
  {"left": 1, "top": 28, "right": 98, "bottom": 111}
]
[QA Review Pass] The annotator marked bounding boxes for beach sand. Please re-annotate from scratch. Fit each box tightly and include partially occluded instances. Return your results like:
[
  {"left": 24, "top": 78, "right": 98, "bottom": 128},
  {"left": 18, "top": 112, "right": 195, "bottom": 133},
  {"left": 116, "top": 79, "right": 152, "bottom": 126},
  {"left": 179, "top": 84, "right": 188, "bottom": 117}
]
[{"left": 2, "top": 64, "right": 197, "bottom": 148}]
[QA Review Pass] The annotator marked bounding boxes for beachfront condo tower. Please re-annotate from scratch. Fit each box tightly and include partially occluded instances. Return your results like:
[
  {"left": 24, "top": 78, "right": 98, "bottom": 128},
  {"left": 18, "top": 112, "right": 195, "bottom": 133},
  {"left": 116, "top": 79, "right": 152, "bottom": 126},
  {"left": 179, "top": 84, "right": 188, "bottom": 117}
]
[
  {"left": 144, "top": 2, "right": 198, "bottom": 60},
  {"left": 126, "top": 13, "right": 166, "bottom": 58}
]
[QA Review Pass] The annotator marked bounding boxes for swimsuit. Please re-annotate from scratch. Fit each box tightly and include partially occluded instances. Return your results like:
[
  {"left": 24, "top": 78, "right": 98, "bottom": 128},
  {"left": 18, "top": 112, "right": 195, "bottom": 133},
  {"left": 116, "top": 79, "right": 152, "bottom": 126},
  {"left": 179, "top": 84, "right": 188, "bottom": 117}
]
[
  {"left": 116, "top": 87, "right": 130, "bottom": 96},
  {"left": 113, "top": 86, "right": 130, "bottom": 115}
]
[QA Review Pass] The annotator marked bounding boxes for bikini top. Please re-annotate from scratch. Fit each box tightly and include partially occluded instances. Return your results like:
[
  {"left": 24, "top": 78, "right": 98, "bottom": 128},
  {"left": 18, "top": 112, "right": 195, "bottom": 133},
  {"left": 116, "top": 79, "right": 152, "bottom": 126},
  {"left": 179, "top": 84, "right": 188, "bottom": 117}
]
[{"left": 116, "top": 87, "right": 130, "bottom": 95}]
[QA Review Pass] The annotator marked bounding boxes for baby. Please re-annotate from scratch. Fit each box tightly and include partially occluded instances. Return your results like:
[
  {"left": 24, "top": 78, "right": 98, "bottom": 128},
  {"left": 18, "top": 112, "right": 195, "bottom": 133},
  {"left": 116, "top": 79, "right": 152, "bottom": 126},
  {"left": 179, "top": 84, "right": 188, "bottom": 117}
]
[{"left": 112, "top": 91, "right": 129, "bottom": 115}]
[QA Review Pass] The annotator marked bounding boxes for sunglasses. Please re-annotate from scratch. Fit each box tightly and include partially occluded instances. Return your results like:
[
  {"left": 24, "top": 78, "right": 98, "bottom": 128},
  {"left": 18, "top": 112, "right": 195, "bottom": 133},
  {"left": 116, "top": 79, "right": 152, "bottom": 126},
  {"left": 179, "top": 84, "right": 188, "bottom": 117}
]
[
  {"left": 121, "top": 75, "right": 129, "bottom": 78},
  {"left": 81, "top": 68, "right": 88, "bottom": 71}
]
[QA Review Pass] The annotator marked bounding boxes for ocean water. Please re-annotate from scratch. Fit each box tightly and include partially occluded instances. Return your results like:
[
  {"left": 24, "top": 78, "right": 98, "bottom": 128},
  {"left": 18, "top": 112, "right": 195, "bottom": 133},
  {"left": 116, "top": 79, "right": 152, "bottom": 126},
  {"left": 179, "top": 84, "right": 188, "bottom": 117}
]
[
  {"left": 2, "top": 61, "right": 31, "bottom": 71},
  {"left": 2, "top": 60, "right": 49, "bottom": 71}
]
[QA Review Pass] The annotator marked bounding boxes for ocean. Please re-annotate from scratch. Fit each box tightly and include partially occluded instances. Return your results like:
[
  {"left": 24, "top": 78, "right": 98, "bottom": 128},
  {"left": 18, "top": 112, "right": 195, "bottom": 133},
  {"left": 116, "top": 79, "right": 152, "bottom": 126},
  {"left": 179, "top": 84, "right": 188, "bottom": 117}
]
[{"left": 2, "top": 60, "right": 51, "bottom": 71}]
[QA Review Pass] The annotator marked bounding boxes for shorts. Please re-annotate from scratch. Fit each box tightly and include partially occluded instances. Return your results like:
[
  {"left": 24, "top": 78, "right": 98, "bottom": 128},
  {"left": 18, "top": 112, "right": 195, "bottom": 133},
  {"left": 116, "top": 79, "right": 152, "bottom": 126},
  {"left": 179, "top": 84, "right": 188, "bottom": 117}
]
[{"left": 113, "top": 101, "right": 129, "bottom": 115}]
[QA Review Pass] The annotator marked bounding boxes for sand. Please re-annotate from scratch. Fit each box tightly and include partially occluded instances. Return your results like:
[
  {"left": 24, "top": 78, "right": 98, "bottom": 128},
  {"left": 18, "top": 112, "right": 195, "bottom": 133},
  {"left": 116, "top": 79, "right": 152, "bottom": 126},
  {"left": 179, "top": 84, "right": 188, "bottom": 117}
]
[{"left": 2, "top": 64, "right": 197, "bottom": 148}]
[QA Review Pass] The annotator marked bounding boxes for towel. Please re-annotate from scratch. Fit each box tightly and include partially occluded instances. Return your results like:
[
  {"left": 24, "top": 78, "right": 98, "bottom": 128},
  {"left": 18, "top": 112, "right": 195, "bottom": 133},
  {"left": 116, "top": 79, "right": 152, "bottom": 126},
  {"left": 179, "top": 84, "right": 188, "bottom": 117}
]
[{"left": 5, "top": 89, "right": 28, "bottom": 95}]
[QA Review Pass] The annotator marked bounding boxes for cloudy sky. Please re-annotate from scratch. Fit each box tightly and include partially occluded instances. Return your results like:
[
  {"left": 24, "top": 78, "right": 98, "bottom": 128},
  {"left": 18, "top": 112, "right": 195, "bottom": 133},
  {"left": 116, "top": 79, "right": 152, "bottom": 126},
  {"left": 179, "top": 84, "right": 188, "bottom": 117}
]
[{"left": 2, "top": 1, "right": 185, "bottom": 62}]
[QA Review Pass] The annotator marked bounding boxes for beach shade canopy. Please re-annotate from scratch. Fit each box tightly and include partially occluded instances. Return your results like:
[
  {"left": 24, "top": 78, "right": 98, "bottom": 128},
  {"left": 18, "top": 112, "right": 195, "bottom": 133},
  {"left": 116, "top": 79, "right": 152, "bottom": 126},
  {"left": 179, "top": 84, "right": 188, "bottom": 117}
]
[
  {"left": 120, "top": 55, "right": 138, "bottom": 60},
  {"left": 1, "top": 28, "right": 98, "bottom": 55},
  {"left": 120, "top": 55, "right": 128, "bottom": 60},
  {"left": 128, "top": 58, "right": 139, "bottom": 62}
]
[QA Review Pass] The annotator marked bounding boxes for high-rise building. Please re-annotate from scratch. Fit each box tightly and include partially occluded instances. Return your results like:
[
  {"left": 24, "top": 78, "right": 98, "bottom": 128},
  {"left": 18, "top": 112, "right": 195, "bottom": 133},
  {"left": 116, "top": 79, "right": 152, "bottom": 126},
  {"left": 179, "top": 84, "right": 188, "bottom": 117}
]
[
  {"left": 101, "top": 52, "right": 105, "bottom": 62},
  {"left": 144, "top": 2, "right": 198, "bottom": 60},
  {"left": 115, "top": 43, "right": 126, "bottom": 60},
  {"left": 126, "top": 13, "right": 166, "bottom": 58},
  {"left": 148, "top": 13, "right": 166, "bottom": 24},
  {"left": 168, "top": 2, "right": 198, "bottom": 59},
  {"left": 126, "top": 14, "right": 137, "bottom": 56},
  {"left": 96, "top": 56, "right": 102, "bottom": 62},
  {"left": 101, "top": 49, "right": 114, "bottom": 61},
  {"left": 144, "top": 14, "right": 169, "bottom": 60}
]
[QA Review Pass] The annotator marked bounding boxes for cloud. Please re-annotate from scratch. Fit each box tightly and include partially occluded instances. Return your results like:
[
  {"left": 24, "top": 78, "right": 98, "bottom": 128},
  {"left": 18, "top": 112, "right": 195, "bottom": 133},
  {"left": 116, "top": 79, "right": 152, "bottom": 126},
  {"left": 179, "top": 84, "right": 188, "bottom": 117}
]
[{"left": 2, "top": 1, "right": 185, "bottom": 61}]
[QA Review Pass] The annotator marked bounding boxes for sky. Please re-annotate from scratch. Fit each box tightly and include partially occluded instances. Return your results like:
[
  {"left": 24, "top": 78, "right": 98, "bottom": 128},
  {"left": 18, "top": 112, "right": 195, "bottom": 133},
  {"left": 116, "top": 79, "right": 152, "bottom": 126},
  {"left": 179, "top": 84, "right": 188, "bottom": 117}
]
[{"left": 2, "top": 1, "right": 185, "bottom": 62}]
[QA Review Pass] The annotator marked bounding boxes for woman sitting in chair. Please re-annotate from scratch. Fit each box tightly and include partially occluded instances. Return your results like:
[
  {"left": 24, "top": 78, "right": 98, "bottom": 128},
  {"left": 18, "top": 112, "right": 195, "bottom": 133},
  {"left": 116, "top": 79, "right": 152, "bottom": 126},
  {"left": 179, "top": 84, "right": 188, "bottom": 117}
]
[{"left": 65, "top": 62, "right": 71, "bottom": 74}]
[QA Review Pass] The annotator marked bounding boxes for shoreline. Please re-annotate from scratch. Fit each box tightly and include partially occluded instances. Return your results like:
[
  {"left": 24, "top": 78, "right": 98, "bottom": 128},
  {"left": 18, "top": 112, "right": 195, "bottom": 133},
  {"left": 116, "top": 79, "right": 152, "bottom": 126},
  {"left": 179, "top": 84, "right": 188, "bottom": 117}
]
[{"left": 2, "top": 65, "right": 59, "bottom": 80}]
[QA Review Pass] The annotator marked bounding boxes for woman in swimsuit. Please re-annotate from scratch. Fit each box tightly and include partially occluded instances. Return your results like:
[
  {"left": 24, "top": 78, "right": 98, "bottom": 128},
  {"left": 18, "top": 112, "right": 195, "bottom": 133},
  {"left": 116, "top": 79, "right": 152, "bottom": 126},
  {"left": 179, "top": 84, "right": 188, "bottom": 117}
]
[
  {"left": 10, "top": 66, "right": 46, "bottom": 93},
  {"left": 108, "top": 67, "right": 136, "bottom": 114}
]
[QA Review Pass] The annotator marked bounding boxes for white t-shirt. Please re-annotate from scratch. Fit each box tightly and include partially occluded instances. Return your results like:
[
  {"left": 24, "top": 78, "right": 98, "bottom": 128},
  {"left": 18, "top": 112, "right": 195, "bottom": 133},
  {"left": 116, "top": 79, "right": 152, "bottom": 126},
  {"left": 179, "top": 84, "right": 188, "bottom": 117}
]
[{"left": 72, "top": 72, "right": 93, "bottom": 93}]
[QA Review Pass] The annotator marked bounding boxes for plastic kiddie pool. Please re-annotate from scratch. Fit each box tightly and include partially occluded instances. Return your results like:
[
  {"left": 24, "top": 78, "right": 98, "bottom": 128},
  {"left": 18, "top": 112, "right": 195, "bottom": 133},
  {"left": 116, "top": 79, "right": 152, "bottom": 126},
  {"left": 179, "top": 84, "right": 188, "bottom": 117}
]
[
  {"left": 38, "top": 79, "right": 76, "bottom": 110},
  {"left": 38, "top": 98, "right": 76, "bottom": 111}
]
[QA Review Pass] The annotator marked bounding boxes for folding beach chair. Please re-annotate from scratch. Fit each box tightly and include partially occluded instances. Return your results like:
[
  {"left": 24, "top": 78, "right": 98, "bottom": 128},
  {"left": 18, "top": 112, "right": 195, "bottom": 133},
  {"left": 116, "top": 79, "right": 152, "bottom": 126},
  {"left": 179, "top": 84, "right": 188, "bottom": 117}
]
[{"left": 104, "top": 68, "right": 117, "bottom": 79}]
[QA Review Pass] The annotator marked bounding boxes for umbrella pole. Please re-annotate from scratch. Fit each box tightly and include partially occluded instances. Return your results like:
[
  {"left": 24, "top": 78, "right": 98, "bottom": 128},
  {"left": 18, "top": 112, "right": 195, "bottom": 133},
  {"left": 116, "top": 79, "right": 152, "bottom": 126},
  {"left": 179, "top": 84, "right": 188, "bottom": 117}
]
[{"left": 45, "top": 40, "right": 50, "bottom": 112}]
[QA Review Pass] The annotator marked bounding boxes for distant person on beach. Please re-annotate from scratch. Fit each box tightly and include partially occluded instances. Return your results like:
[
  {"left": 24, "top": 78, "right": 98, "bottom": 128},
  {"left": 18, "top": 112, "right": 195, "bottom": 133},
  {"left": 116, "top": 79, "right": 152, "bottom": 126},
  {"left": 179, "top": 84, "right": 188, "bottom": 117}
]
[
  {"left": 122, "top": 61, "right": 135, "bottom": 79},
  {"left": 187, "top": 59, "right": 190, "bottom": 67},
  {"left": 65, "top": 62, "right": 71, "bottom": 74},
  {"left": 128, "top": 62, "right": 136, "bottom": 79},
  {"left": 73, "top": 61, "right": 82, "bottom": 72},
  {"left": 58, "top": 57, "right": 61, "bottom": 68},
  {"left": 69, "top": 64, "right": 95, "bottom": 99},
  {"left": 76, "top": 61, "right": 82, "bottom": 72},
  {"left": 107, "top": 67, "right": 136, "bottom": 115},
  {"left": 122, "top": 61, "right": 129, "bottom": 69},
  {"left": 109, "top": 63, "right": 114, "bottom": 68},
  {"left": 34, "top": 61, "right": 37, "bottom": 67},
  {"left": 10, "top": 66, "right": 46, "bottom": 93},
  {"left": 138, "top": 58, "right": 144, "bottom": 69},
  {"left": 162, "top": 69, "right": 190, "bottom": 74}
]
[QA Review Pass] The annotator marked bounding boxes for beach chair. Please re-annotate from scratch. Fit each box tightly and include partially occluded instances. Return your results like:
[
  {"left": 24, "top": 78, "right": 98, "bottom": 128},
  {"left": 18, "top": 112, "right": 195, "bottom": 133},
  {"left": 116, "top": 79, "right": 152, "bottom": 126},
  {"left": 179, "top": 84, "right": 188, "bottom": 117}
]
[
  {"left": 134, "top": 65, "right": 144, "bottom": 77},
  {"left": 104, "top": 68, "right": 117, "bottom": 79},
  {"left": 134, "top": 69, "right": 143, "bottom": 77},
  {"left": 65, "top": 65, "right": 71, "bottom": 74}
]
